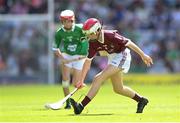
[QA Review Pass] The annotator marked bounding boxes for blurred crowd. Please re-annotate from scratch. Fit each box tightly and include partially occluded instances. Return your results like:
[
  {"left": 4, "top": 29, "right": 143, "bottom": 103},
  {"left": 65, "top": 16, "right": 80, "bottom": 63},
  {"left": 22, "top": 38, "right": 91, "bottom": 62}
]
[
  {"left": 0, "top": 21, "right": 49, "bottom": 82},
  {"left": 0, "top": 0, "right": 47, "bottom": 14},
  {"left": 0, "top": 0, "right": 179, "bottom": 83}
]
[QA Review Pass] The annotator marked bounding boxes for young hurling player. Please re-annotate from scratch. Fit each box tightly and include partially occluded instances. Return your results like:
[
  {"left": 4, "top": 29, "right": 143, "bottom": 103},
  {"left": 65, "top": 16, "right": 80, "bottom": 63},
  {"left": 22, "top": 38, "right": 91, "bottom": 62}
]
[
  {"left": 70, "top": 18, "right": 153, "bottom": 114},
  {"left": 52, "top": 10, "right": 88, "bottom": 109}
]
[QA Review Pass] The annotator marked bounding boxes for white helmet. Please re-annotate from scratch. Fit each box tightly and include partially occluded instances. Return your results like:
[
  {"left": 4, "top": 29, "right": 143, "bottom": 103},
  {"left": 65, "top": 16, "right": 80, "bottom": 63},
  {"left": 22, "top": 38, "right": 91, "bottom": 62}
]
[
  {"left": 60, "top": 10, "right": 75, "bottom": 21},
  {"left": 83, "top": 18, "right": 102, "bottom": 35}
]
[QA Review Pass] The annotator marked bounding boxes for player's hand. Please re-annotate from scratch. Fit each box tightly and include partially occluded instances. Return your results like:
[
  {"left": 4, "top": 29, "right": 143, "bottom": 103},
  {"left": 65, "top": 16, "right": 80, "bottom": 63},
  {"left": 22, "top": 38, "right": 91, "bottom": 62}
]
[
  {"left": 75, "top": 81, "right": 86, "bottom": 89},
  {"left": 141, "top": 54, "right": 153, "bottom": 67},
  {"left": 55, "top": 50, "right": 62, "bottom": 57}
]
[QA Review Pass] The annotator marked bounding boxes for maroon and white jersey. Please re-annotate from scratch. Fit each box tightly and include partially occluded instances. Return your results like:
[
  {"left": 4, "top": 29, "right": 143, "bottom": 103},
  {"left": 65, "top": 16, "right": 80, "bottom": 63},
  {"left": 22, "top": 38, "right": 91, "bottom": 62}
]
[{"left": 87, "top": 30, "right": 129, "bottom": 59}]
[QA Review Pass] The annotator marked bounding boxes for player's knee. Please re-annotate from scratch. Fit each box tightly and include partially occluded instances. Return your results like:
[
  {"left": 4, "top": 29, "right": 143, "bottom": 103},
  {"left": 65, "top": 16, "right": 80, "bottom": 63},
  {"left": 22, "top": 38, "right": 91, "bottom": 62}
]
[
  {"left": 62, "top": 80, "right": 70, "bottom": 88},
  {"left": 113, "top": 87, "right": 124, "bottom": 94}
]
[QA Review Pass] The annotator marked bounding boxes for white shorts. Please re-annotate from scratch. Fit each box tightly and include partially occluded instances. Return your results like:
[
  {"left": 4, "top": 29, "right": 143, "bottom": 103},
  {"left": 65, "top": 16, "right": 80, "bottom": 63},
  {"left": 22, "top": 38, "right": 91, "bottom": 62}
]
[
  {"left": 108, "top": 48, "right": 131, "bottom": 73},
  {"left": 62, "top": 53, "right": 85, "bottom": 70}
]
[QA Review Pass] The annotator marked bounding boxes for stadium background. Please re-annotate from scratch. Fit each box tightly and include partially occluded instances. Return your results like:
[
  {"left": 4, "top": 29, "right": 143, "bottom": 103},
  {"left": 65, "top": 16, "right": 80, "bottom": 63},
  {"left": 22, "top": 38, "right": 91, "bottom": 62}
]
[{"left": 0, "top": 0, "right": 179, "bottom": 84}]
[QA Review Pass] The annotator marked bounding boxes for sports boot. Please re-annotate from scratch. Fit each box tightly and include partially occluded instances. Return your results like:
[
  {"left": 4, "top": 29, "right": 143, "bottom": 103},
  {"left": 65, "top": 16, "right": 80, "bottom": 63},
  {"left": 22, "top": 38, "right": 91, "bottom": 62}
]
[
  {"left": 70, "top": 98, "right": 84, "bottom": 114},
  {"left": 136, "top": 97, "right": 149, "bottom": 113}
]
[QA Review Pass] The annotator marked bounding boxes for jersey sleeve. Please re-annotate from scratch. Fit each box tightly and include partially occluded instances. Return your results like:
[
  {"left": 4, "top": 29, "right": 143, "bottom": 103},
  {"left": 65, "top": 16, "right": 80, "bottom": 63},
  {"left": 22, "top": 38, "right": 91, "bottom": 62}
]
[
  {"left": 87, "top": 42, "right": 97, "bottom": 59},
  {"left": 52, "top": 30, "right": 61, "bottom": 51}
]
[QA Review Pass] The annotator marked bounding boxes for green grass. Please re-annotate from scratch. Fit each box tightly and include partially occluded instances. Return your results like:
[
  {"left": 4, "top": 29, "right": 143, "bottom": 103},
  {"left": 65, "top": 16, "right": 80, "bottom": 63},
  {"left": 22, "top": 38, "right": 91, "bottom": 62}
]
[{"left": 0, "top": 74, "right": 180, "bottom": 122}]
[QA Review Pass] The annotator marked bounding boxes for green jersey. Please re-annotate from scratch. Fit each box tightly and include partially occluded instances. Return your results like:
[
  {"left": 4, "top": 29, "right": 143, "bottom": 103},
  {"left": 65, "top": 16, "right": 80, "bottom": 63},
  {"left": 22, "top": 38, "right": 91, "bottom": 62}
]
[{"left": 53, "top": 24, "right": 88, "bottom": 55}]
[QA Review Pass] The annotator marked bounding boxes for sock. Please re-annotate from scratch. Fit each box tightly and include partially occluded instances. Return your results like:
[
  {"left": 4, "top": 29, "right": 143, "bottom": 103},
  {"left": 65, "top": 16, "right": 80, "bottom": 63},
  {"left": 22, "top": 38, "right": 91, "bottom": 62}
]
[
  {"left": 81, "top": 96, "right": 91, "bottom": 107},
  {"left": 132, "top": 93, "right": 142, "bottom": 102}
]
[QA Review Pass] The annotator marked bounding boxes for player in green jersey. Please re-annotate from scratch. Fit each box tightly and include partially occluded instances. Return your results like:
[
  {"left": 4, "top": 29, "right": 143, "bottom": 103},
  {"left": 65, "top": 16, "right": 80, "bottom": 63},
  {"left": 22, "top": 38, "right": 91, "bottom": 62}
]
[{"left": 49, "top": 10, "right": 88, "bottom": 109}]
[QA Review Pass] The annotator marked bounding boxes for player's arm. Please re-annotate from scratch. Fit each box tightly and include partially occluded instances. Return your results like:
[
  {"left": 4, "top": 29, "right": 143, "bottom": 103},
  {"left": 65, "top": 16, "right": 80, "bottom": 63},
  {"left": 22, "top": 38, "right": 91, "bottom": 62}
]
[
  {"left": 81, "top": 58, "right": 92, "bottom": 82},
  {"left": 76, "top": 41, "right": 97, "bottom": 88},
  {"left": 52, "top": 48, "right": 76, "bottom": 64},
  {"left": 126, "top": 40, "right": 153, "bottom": 67},
  {"left": 76, "top": 58, "right": 92, "bottom": 88}
]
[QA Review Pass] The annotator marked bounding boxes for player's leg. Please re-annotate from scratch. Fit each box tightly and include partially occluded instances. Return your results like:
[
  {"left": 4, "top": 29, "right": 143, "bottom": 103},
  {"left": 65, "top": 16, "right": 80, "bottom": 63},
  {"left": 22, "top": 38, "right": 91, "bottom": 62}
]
[
  {"left": 61, "top": 63, "right": 71, "bottom": 109},
  {"left": 71, "top": 68, "right": 81, "bottom": 87},
  {"left": 111, "top": 72, "right": 137, "bottom": 98},
  {"left": 69, "top": 56, "right": 88, "bottom": 112},
  {"left": 86, "top": 65, "right": 120, "bottom": 99},
  {"left": 110, "top": 49, "right": 148, "bottom": 113},
  {"left": 70, "top": 64, "right": 120, "bottom": 114},
  {"left": 71, "top": 56, "right": 85, "bottom": 87},
  {"left": 110, "top": 72, "right": 148, "bottom": 113}
]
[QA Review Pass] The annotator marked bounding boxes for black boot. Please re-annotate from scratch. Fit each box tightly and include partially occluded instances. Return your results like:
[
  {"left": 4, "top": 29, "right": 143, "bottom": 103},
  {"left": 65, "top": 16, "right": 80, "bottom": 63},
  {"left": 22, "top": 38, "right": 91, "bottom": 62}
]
[
  {"left": 136, "top": 97, "right": 149, "bottom": 113},
  {"left": 70, "top": 98, "right": 84, "bottom": 114}
]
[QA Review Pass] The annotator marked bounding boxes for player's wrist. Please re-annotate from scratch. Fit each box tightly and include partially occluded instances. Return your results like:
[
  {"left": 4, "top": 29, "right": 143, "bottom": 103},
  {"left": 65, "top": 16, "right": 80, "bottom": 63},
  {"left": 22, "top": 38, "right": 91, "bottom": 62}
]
[{"left": 141, "top": 53, "right": 147, "bottom": 59}]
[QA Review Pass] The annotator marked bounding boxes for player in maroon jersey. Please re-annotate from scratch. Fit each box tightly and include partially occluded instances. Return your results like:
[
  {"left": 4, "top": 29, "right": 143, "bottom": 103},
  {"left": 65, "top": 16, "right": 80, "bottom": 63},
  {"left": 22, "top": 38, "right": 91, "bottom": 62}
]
[{"left": 70, "top": 18, "right": 153, "bottom": 114}]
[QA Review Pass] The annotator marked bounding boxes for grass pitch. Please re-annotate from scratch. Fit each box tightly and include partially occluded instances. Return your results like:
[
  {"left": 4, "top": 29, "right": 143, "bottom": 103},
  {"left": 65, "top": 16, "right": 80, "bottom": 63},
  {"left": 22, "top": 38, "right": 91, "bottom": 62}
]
[{"left": 0, "top": 74, "right": 180, "bottom": 122}]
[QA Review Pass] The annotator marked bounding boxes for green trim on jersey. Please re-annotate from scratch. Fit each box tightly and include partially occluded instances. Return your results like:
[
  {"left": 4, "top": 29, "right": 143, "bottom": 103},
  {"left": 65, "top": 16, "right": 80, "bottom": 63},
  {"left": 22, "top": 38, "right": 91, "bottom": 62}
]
[{"left": 53, "top": 24, "right": 88, "bottom": 55}]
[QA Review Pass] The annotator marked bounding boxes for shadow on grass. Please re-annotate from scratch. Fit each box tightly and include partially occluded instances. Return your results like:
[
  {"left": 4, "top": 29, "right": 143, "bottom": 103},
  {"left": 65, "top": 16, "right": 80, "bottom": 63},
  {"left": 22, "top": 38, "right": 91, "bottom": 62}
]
[
  {"left": 68, "top": 113, "right": 114, "bottom": 116},
  {"left": 32, "top": 108, "right": 63, "bottom": 111}
]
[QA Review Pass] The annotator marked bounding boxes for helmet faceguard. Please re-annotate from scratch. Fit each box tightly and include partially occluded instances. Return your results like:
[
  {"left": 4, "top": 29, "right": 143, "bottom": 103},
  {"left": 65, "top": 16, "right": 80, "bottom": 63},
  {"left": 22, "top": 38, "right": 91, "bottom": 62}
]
[
  {"left": 83, "top": 18, "right": 102, "bottom": 35},
  {"left": 60, "top": 10, "right": 75, "bottom": 21}
]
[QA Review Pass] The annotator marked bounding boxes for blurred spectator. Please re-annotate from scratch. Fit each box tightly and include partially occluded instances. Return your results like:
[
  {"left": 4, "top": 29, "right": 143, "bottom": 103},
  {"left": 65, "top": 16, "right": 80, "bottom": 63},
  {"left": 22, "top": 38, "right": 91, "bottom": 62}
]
[
  {"left": 0, "top": 21, "right": 48, "bottom": 82},
  {"left": 10, "top": 1, "right": 29, "bottom": 14},
  {"left": 29, "top": 0, "right": 47, "bottom": 14},
  {"left": 0, "top": 52, "right": 6, "bottom": 71},
  {"left": 0, "top": 0, "right": 47, "bottom": 14},
  {"left": 0, "top": 0, "right": 9, "bottom": 13},
  {"left": 157, "top": 39, "right": 174, "bottom": 72}
]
